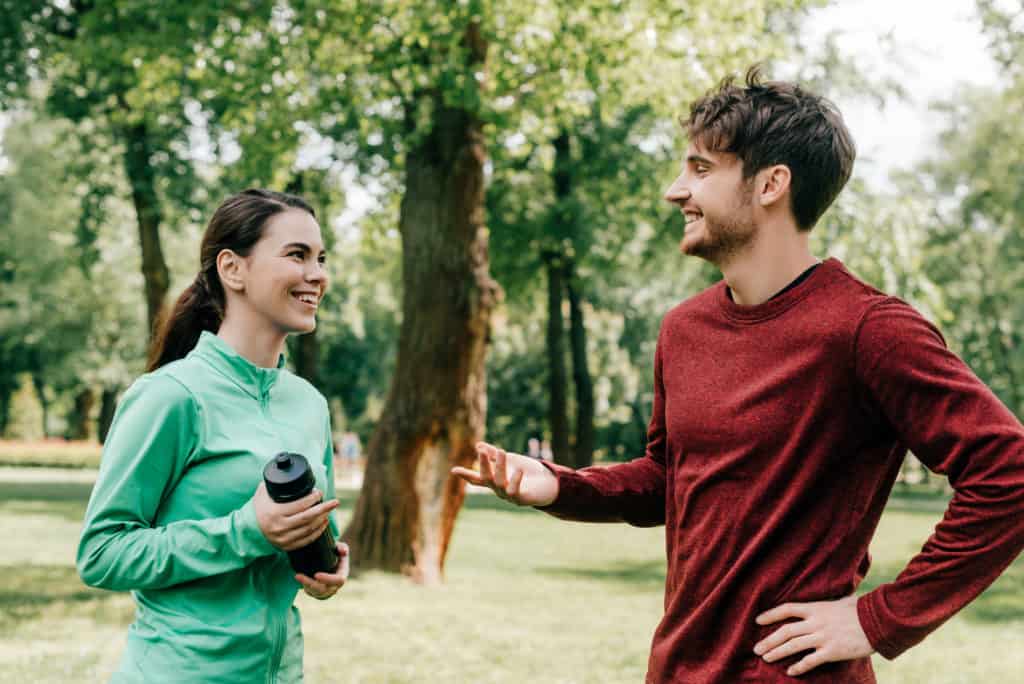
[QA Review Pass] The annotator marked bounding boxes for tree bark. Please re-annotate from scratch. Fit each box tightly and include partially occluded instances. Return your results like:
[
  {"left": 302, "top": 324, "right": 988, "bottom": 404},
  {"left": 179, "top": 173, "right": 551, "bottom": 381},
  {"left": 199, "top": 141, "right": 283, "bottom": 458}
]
[
  {"left": 97, "top": 386, "right": 119, "bottom": 444},
  {"left": 567, "top": 262, "right": 594, "bottom": 469},
  {"left": 31, "top": 374, "right": 50, "bottom": 438},
  {"left": 122, "top": 121, "right": 170, "bottom": 338},
  {"left": 543, "top": 252, "right": 571, "bottom": 465},
  {"left": 293, "top": 331, "right": 321, "bottom": 391},
  {"left": 343, "top": 21, "right": 498, "bottom": 584},
  {"left": 543, "top": 128, "right": 575, "bottom": 465},
  {"left": 67, "top": 387, "right": 95, "bottom": 441},
  {"left": 0, "top": 388, "right": 10, "bottom": 436}
]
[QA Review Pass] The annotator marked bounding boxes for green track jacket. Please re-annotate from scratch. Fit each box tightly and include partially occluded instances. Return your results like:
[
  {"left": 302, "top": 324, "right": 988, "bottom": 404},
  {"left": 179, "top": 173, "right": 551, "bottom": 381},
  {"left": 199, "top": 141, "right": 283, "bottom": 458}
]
[{"left": 78, "top": 332, "right": 338, "bottom": 683}]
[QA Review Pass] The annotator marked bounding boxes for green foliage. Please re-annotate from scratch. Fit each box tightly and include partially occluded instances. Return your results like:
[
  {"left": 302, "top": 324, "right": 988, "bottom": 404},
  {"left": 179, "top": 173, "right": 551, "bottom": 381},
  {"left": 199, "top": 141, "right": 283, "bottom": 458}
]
[{"left": 0, "top": 0, "right": 1019, "bottom": 464}]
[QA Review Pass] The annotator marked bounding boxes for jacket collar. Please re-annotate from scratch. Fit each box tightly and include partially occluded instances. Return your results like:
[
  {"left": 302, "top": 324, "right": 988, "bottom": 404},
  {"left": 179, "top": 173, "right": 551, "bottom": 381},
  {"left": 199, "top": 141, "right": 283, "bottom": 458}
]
[{"left": 190, "top": 331, "right": 284, "bottom": 400}]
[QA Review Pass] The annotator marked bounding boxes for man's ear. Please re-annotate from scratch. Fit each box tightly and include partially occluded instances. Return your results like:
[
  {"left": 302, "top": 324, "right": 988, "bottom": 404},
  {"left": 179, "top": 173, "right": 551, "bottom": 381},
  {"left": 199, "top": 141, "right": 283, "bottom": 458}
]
[
  {"left": 756, "top": 164, "right": 792, "bottom": 208},
  {"left": 217, "top": 249, "right": 246, "bottom": 293}
]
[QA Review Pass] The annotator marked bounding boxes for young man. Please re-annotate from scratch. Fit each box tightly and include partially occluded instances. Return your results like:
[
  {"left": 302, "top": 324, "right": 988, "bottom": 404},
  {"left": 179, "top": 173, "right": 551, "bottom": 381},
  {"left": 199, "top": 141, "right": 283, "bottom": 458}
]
[{"left": 452, "top": 67, "right": 1024, "bottom": 683}]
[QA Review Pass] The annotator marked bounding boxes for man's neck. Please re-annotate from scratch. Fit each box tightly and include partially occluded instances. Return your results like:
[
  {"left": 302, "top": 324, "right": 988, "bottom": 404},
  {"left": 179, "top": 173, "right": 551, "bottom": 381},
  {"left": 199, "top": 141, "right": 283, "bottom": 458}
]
[{"left": 719, "top": 233, "right": 819, "bottom": 307}]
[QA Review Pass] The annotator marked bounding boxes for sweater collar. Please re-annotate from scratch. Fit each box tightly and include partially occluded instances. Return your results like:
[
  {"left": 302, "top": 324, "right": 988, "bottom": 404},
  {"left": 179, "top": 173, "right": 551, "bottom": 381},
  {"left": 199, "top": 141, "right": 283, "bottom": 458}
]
[
  {"left": 190, "top": 331, "right": 284, "bottom": 400},
  {"left": 718, "top": 257, "right": 842, "bottom": 324}
]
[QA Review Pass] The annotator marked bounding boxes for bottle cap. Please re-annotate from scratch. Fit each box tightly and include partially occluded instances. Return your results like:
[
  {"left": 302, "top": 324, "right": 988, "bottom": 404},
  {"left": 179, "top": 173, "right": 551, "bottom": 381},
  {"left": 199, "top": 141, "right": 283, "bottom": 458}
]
[{"left": 263, "top": 452, "right": 315, "bottom": 502}]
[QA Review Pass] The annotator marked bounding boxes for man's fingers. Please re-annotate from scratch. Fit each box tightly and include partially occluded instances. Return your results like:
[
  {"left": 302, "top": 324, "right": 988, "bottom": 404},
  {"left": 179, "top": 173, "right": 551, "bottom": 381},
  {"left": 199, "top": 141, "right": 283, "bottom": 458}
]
[
  {"left": 761, "top": 634, "right": 819, "bottom": 663},
  {"left": 492, "top": 448, "right": 508, "bottom": 489},
  {"left": 754, "top": 622, "right": 810, "bottom": 656},
  {"left": 450, "top": 466, "right": 486, "bottom": 486},
  {"left": 477, "top": 445, "right": 497, "bottom": 484},
  {"left": 506, "top": 467, "right": 524, "bottom": 499},
  {"left": 756, "top": 602, "right": 810, "bottom": 625},
  {"left": 787, "top": 648, "right": 829, "bottom": 677}
]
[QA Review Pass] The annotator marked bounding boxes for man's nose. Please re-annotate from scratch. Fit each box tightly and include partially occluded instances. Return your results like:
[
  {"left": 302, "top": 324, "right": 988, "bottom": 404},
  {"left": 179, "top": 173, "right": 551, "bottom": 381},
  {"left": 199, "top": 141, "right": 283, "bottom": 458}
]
[{"left": 663, "top": 175, "right": 691, "bottom": 204}]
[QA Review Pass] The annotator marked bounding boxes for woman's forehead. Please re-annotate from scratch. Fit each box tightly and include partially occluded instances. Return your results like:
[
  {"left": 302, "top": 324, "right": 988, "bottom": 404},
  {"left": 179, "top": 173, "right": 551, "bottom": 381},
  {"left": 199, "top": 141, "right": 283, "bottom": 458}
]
[{"left": 261, "top": 209, "right": 324, "bottom": 249}]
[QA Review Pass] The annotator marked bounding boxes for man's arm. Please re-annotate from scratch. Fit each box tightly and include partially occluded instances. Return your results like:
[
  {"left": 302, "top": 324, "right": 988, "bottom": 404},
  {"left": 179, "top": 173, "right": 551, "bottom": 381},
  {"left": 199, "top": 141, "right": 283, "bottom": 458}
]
[
  {"left": 754, "top": 297, "right": 1024, "bottom": 676},
  {"left": 452, "top": 336, "right": 669, "bottom": 527},
  {"left": 853, "top": 297, "right": 1024, "bottom": 658}
]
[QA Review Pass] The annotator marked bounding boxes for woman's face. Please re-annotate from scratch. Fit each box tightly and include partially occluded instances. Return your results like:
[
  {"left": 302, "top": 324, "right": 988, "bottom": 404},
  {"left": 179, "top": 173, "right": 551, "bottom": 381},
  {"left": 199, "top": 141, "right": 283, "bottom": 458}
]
[{"left": 235, "top": 208, "right": 329, "bottom": 335}]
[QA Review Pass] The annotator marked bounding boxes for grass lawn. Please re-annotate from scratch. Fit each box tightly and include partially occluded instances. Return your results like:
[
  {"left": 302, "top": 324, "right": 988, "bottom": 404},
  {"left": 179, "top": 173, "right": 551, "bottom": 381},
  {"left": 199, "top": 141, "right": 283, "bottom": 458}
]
[{"left": 0, "top": 470, "right": 1021, "bottom": 683}]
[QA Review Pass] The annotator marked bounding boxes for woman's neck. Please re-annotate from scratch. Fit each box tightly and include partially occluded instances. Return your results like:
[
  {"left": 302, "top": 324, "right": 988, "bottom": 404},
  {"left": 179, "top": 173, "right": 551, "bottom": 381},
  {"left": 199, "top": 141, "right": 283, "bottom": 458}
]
[{"left": 216, "top": 316, "right": 286, "bottom": 368}]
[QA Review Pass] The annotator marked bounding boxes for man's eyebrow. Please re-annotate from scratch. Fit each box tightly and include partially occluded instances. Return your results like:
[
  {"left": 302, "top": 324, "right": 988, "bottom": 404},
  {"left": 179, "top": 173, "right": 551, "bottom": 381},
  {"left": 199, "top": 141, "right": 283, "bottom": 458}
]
[{"left": 686, "top": 154, "right": 715, "bottom": 166}]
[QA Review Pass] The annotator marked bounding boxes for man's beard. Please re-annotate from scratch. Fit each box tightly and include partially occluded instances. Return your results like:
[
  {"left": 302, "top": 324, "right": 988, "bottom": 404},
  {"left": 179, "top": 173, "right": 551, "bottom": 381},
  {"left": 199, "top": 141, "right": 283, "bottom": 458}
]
[{"left": 685, "top": 189, "right": 757, "bottom": 266}]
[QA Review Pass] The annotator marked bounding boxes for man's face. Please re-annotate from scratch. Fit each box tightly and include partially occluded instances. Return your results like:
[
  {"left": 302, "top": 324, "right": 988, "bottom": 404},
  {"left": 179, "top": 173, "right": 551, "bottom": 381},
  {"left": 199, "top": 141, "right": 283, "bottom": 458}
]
[{"left": 663, "top": 143, "right": 757, "bottom": 265}]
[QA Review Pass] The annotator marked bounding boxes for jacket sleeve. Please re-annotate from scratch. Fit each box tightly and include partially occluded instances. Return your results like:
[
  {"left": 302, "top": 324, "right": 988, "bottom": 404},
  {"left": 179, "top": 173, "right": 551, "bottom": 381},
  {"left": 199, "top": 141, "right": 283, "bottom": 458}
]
[
  {"left": 536, "top": 331, "right": 668, "bottom": 527},
  {"left": 77, "top": 375, "right": 278, "bottom": 591},
  {"left": 853, "top": 298, "right": 1024, "bottom": 658},
  {"left": 322, "top": 406, "right": 341, "bottom": 539}
]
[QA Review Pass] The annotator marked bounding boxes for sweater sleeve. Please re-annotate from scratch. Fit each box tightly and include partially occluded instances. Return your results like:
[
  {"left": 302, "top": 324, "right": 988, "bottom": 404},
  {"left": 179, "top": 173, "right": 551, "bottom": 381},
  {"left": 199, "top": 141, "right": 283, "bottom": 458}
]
[
  {"left": 77, "top": 375, "right": 278, "bottom": 592},
  {"left": 536, "top": 334, "right": 668, "bottom": 527},
  {"left": 852, "top": 298, "right": 1024, "bottom": 659}
]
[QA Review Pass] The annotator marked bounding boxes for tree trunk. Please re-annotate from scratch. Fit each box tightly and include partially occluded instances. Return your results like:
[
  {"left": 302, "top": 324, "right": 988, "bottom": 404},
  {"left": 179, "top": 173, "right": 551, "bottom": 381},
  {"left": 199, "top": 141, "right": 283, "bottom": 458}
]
[
  {"left": 567, "top": 262, "right": 594, "bottom": 469},
  {"left": 293, "top": 331, "right": 321, "bottom": 391},
  {"left": 543, "top": 252, "right": 571, "bottom": 466},
  {"left": 122, "top": 122, "right": 170, "bottom": 338},
  {"left": 343, "top": 21, "right": 498, "bottom": 584},
  {"left": 0, "top": 389, "right": 9, "bottom": 436},
  {"left": 31, "top": 374, "right": 50, "bottom": 438},
  {"left": 67, "top": 387, "right": 95, "bottom": 441},
  {"left": 97, "top": 386, "right": 119, "bottom": 445}
]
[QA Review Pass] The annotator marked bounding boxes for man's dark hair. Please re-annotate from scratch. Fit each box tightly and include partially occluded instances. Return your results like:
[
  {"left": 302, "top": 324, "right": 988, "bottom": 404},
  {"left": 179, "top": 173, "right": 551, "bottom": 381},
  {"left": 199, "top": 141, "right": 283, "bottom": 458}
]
[{"left": 684, "top": 65, "right": 856, "bottom": 231}]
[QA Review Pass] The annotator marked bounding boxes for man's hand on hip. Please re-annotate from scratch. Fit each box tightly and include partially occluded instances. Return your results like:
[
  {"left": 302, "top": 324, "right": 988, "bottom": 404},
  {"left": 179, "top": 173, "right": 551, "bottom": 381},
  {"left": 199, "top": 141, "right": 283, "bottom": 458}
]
[{"left": 754, "top": 594, "right": 875, "bottom": 676}]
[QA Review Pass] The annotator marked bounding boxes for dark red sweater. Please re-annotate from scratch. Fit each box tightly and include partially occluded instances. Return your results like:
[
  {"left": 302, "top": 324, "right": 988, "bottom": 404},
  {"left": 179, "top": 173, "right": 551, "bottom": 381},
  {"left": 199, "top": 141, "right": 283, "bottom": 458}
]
[{"left": 540, "top": 258, "right": 1024, "bottom": 683}]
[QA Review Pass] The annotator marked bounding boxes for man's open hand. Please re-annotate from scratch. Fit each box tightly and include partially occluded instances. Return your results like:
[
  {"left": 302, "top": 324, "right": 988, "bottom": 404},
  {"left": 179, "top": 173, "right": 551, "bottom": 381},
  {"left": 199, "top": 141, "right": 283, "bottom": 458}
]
[{"left": 451, "top": 442, "right": 559, "bottom": 507}]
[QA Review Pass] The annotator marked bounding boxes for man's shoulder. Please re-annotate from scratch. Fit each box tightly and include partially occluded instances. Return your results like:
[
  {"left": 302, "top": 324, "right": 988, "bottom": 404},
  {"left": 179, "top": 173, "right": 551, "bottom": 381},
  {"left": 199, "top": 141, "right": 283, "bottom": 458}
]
[{"left": 661, "top": 280, "right": 724, "bottom": 326}]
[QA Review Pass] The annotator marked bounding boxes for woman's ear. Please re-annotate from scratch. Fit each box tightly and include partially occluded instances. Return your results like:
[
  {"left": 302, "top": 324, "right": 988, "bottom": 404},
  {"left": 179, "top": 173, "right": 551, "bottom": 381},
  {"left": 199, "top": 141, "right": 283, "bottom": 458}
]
[
  {"left": 217, "top": 249, "right": 246, "bottom": 293},
  {"left": 757, "top": 164, "right": 792, "bottom": 208}
]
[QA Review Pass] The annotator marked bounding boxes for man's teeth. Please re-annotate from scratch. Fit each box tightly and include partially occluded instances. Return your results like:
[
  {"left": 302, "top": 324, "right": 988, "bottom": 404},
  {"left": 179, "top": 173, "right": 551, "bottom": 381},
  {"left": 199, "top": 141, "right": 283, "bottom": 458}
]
[{"left": 296, "top": 294, "right": 317, "bottom": 305}]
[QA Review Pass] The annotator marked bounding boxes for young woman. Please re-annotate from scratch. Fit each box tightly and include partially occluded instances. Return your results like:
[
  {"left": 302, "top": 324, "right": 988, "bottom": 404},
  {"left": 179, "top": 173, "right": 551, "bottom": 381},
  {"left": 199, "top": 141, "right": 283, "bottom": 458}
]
[{"left": 78, "top": 189, "right": 349, "bottom": 683}]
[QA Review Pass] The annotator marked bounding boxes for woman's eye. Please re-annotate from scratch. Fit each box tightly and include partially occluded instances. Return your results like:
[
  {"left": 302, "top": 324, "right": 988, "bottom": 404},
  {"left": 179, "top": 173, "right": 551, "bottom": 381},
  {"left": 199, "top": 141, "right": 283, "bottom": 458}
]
[{"left": 289, "top": 251, "right": 304, "bottom": 260}]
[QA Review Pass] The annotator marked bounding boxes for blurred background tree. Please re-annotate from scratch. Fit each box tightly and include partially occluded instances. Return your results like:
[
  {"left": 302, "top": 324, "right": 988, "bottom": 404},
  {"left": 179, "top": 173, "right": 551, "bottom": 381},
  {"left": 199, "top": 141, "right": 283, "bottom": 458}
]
[{"left": 0, "top": 0, "right": 1020, "bottom": 583}]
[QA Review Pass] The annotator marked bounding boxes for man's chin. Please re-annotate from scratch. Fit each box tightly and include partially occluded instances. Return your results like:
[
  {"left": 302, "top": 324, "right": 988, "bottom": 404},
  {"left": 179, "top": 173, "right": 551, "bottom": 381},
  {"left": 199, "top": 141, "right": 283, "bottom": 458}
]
[{"left": 680, "top": 235, "right": 710, "bottom": 259}]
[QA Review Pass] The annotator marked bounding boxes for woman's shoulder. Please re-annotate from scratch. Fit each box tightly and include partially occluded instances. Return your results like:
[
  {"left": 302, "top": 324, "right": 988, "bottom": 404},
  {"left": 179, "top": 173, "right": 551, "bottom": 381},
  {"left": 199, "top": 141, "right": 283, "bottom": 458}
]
[{"left": 123, "top": 367, "right": 198, "bottom": 408}]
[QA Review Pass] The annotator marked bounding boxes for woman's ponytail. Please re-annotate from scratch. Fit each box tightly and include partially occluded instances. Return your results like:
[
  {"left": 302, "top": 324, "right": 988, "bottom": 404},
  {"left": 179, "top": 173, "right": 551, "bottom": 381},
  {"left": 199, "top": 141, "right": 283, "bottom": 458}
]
[{"left": 146, "top": 271, "right": 223, "bottom": 372}]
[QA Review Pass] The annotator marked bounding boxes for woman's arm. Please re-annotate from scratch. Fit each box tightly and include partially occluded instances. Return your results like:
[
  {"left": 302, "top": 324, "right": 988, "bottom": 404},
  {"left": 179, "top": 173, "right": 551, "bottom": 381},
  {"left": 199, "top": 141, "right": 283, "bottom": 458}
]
[{"left": 77, "top": 375, "right": 278, "bottom": 591}]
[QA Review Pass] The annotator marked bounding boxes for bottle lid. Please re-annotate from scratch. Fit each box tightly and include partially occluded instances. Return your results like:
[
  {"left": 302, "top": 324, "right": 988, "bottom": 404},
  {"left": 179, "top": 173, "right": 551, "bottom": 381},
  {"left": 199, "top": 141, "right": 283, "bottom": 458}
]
[{"left": 263, "top": 452, "right": 315, "bottom": 502}]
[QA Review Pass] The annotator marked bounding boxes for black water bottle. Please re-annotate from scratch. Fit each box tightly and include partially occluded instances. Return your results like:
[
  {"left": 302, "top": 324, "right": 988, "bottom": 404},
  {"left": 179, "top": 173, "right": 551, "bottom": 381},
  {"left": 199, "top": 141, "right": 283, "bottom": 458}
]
[{"left": 263, "top": 452, "right": 340, "bottom": 576}]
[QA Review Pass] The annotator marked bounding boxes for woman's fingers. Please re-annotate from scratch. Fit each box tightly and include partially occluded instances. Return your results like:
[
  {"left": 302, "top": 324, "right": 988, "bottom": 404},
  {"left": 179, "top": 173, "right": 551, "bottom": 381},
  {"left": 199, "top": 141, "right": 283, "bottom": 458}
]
[{"left": 286, "top": 498, "right": 339, "bottom": 525}]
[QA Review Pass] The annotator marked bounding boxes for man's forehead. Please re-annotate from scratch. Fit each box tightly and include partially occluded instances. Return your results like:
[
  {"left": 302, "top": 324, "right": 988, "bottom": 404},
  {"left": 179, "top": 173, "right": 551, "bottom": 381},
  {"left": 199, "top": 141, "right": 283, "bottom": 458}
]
[{"left": 685, "top": 142, "right": 736, "bottom": 165}]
